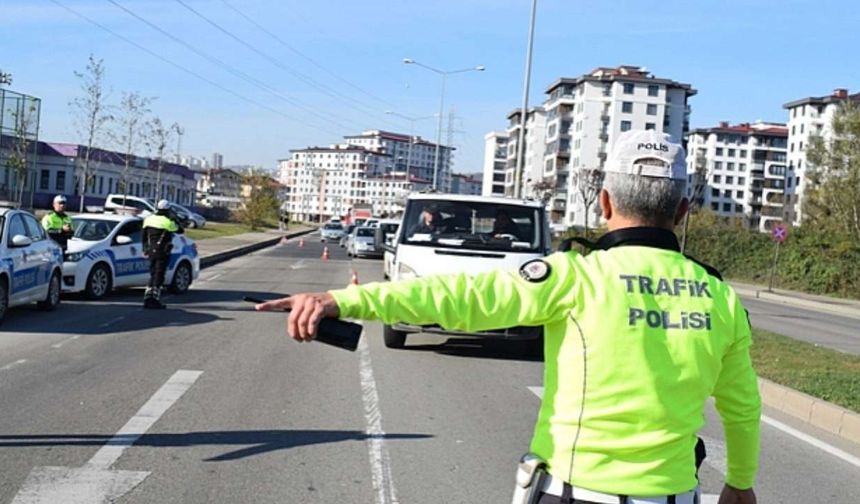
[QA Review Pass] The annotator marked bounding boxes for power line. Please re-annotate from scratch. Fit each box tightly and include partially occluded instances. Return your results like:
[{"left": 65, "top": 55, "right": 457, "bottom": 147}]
[
  {"left": 48, "top": 0, "right": 340, "bottom": 136},
  {"left": 104, "top": 0, "right": 365, "bottom": 134},
  {"left": 217, "top": 0, "right": 395, "bottom": 110},
  {"left": 173, "top": 0, "right": 402, "bottom": 130}
]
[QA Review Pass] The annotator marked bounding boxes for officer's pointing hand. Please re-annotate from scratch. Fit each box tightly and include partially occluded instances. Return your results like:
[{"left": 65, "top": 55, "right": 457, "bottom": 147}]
[{"left": 255, "top": 293, "right": 340, "bottom": 342}]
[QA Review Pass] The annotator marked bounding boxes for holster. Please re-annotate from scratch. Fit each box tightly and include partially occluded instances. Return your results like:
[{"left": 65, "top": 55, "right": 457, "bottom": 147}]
[{"left": 511, "top": 453, "right": 547, "bottom": 504}]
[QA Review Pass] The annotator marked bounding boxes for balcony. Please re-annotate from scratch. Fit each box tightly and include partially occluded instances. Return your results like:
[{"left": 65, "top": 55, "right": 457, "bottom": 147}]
[
  {"left": 599, "top": 130, "right": 609, "bottom": 141},
  {"left": 761, "top": 206, "right": 785, "bottom": 218},
  {"left": 551, "top": 199, "right": 566, "bottom": 211}
]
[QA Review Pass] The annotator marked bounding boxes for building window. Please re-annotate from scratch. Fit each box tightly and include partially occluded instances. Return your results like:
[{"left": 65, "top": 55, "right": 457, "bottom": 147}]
[
  {"left": 791, "top": 125, "right": 795, "bottom": 135},
  {"left": 740, "top": 149, "right": 747, "bottom": 158},
  {"left": 648, "top": 85, "right": 659, "bottom": 97},
  {"left": 646, "top": 104, "right": 657, "bottom": 115},
  {"left": 714, "top": 174, "right": 721, "bottom": 183},
  {"left": 735, "top": 204, "right": 743, "bottom": 212},
  {"left": 711, "top": 202, "right": 719, "bottom": 211},
  {"left": 736, "top": 190, "right": 744, "bottom": 198},
  {"left": 56, "top": 171, "right": 66, "bottom": 192},
  {"left": 727, "top": 162, "right": 735, "bottom": 171},
  {"left": 40, "top": 170, "right": 50, "bottom": 190},
  {"left": 738, "top": 177, "right": 745, "bottom": 185},
  {"left": 621, "top": 120, "right": 632, "bottom": 132},
  {"left": 726, "top": 176, "right": 734, "bottom": 184},
  {"left": 716, "top": 147, "right": 723, "bottom": 156},
  {"left": 728, "top": 149, "right": 736, "bottom": 157},
  {"left": 622, "top": 102, "right": 633, "bottom": 113},
  {"left": 711, "top": 188, "right": 719, "bottom": 197},
  {"left": 714, "top": 161, "right": 722, "bottom": 171},
  {"left": 739, "top": 163, "right": 746, "bottom": 172},
  {"left": 723, "top": 203, "right": 731, "bottom": 212},
  {"left": 723, "top": 189, "right": 731, "bottom": 197},
  {"left": 645, "top": 123, "right": 656, "bottom": 130},
  {"left": 799, "top": 141, "right": 803, "bottom": 151},
  {"left": 623, "top": 83, "right": 634, "bottom": 94}
]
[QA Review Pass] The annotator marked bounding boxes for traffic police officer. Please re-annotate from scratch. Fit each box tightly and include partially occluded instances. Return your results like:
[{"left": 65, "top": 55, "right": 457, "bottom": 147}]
[
  {"left": 142, "top": 199, "right": 183, "bottom": 309},
  {"left": 41, "top": 194, "right": 74, "bottom": 251},
  {"left": 257, "top": 130, "right": 761, "bottom": 504}
]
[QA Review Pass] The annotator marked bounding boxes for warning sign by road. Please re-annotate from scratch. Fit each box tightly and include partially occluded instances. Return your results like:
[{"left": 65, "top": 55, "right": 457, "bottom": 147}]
[{"left": 772, "top": 224, "right": 788, "bottom": 243}]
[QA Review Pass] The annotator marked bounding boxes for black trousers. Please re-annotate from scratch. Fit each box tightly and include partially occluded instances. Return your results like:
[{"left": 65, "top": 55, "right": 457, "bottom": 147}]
[
  {"left": 148, "top": 254, "right": 169, "bottom": 288},
  {"left": 538, "top": 495, "right": 604, "bottom": 504}
]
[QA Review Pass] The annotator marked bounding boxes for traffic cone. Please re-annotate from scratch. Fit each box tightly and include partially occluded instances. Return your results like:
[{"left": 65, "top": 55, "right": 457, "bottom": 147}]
[
  {"left": 321, "top": 246, "right": 330, "bottom": 261},
  {"left": 298, "top": 238, "right": 305, "bottom": 248},
  {"left": 350, "top": 270, "right": 359, "bottom": 285}
]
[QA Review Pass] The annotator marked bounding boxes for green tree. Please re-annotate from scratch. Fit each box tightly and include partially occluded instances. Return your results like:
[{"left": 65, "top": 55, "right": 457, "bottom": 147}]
[
  {"left": 805, "top": 101, "right": 860, "bottom": 240},
  {"left": 110, "top": 91, "right": 153, "bottom": 204},
  {"left": 4, "top": 96, "right": 39, "bottom": 205},
  {"left": 238, "top": 172, "right": 278, "bottom": 230},
  {"left": 71, "top": 55, "right": 112, "bottom": 212}
]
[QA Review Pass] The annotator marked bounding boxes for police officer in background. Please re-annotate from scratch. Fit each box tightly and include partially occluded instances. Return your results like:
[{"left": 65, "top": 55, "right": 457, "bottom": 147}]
[
  {"left": 41, "top": 194, "right": 74, "bottom": 251},
  {"left": 142, "top": 199, "right": 183, "bottom": 309},
  {"left": 256, "top": 130, "right": 761, "bottom": 504}
]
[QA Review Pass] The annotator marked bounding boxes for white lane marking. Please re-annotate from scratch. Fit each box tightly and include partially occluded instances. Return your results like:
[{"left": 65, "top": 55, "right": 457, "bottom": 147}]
[
  {"left": 199, "top": 273, "right": 223, "bottom": 283},
  {"left": 99, "top": 316, "right": 125, "bottom": 328},
  {"left": 761, "top": 413, "right": 860, "bottom": 468},
  {"left": 357, "top": 327, "right": 398, "bottom": 504},
  {"left": 527, "top": 387, "right": 721, "bottom": 499},
  {"left": 0, "top": 359, "right": 27, "bottom": 371},
  {"left": 289, "top": 259, "right": 306, "bottom": 270},
  {"left": 51, "top": 336, "right": 80, "bottom": 349},
  {"left": 86, "top": 369, "right": 203, "bottom": 470},
  {"left": 11, "top": 370, "right": 202, "bottom": 503}
]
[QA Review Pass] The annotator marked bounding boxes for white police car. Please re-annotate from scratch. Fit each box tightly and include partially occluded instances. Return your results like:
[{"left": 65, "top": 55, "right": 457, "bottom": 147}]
[
  {"left": 63, "top": 213, "right": 200, "bottom": 299},
  {"left": 0, "top": 207, "right": 63, "bottom": 324}
]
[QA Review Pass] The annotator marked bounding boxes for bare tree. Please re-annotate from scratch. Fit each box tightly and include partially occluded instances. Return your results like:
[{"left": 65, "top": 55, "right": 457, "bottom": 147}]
[
  {"left": 111, "top": 92, "right": 153, "bottom": 205},
  {"left": 4, "top": 95, "right": 39, "bottom": 206},
  {"left": 70, "top": 55, "right": 111, "bottom": 212},
  {"left": 680, "top": 152, "right": 710, "bottom": 252},
  {"left": 145, "top": 117, "right": 180, "bottom": 201},
  {"left": 572, "top": 167, "right": 604, "bottom": 238}
]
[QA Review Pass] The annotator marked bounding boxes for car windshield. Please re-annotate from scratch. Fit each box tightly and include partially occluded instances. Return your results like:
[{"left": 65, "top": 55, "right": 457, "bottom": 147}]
[
  {"left": 72, "top": 218, "right": 119, "bottom": 241},
  {"left": 356, "top": 228, "right": 375, "bottom": 237},
  {"left": 401, "top": 199, "right": 543, "bottom": 252},
  {"left": 324, "top": 223, "right": 342, "bottom": 230}
]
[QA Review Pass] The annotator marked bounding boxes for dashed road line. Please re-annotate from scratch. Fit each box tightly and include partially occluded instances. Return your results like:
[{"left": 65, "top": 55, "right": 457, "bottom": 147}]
[
  {"left": 51, "top": 335, "right": 81, "bottom": 349},
  {"left": 99, "top": 316, "right": 125, "bottom": 328},
  {"left": 0, "top": 359, "right": 27, "bottom": 371}
]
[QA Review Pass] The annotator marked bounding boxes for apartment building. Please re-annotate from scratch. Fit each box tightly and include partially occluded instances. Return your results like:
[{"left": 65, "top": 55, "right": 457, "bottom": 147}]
[
  {"left": 196, "top": 168, "right": 243, "bottom": 209},
  {"left": 450, "top": 173, "right": 482, "bottom": 196},
  {"left": 481, "top": 131, "right": 508, "bottom": 197},
  {"left": 363, "top": 173, "right": 431, "bottom": 217},
  {"left": 541, "top": 65, "right": 695, "bottom": 228},
  {"left": 687, "top": 121, "right": 788, "bottom": 233},
  {"left": 783, "top": 88, "right": 860, "bottom": 225},
  {"left": 504, "top": 107, "right": 547, "bottom": 198},
  {"left": 343, "top": 130, "right": 453, "bottom": 192}
]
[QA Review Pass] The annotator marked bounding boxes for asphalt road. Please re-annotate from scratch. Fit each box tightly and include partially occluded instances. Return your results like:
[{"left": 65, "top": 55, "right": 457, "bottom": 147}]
[{"left": 1, "top": 233, "right": 859, "bottom": 503}]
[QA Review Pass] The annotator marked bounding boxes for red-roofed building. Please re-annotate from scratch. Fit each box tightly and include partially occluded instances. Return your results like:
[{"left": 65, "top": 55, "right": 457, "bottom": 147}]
[{"left": 686, "top": 121, "right": 788, "bottom": 233}]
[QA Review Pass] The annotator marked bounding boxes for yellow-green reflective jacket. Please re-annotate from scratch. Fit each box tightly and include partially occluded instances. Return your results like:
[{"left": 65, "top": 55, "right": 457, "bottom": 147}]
[{"left": 330, "top": 227, "right": 761, "bottom": 496}]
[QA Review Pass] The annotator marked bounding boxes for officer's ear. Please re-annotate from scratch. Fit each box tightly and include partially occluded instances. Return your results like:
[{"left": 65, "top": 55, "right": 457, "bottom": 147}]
[{"left": 599, "top": 189, "right": 612, "bottom": 221}]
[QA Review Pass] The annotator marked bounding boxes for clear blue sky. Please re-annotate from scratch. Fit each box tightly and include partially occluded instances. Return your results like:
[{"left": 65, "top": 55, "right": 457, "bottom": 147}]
[{"left": 2, "top": 0, "right": 858, "bottom": 173}]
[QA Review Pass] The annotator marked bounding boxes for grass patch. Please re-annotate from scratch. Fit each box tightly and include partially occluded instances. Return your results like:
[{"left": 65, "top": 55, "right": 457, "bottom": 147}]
[
  {"left": 751, "top": 328, "right": 860, "bottom": 413},
  {"left": 185, "top": 221, "right": 276, "bottom": 240}
]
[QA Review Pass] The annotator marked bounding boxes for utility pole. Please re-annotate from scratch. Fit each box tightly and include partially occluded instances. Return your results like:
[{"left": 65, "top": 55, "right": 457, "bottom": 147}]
[{"left": 514, "top": 0, "right": 538, "bottom": 199}]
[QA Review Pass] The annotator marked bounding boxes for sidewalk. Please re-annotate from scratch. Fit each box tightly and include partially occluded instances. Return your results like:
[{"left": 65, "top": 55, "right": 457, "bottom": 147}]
[
  {"left": 195, "top": 225, "right": 314, "bottom": 267},
  {"left": 730, "top": 280, "right": 860, "bottom": 320}
]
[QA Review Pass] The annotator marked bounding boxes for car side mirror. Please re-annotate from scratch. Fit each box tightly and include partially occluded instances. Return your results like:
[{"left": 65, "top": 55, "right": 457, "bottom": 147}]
[
  {"left": 11, "top": 234, "right": 33, "bottom": 247},
  {"left": 116, "top": 235, "right": 133, "bottom": 245}
]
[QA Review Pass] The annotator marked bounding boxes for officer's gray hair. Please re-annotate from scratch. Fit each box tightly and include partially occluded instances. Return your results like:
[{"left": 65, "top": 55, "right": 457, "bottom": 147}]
[{"left": 603, "top": 172, "right": 687, "bottom": 225}]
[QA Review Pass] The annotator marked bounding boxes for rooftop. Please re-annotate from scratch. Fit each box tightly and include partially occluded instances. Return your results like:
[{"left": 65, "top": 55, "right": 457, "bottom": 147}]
[
  {"left": 690, "top": 121, "right": 788, "bottom": 137},
  {"left": 783, "top": 88, "right": 860, "bottom": 109},
  {"left": 545, "top": 65, "right": 696, "bottom": 96}
]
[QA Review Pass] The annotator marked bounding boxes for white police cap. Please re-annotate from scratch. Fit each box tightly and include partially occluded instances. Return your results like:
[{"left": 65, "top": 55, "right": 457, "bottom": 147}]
[
  {"left": 606, "top": 130, "right": 687, "bottom": 180},
  {"left": 157, "top": 199, "right": 170, "bottom": 210},
  {"left": 54, "top": 194, "right": 67, "bottom": 204}
]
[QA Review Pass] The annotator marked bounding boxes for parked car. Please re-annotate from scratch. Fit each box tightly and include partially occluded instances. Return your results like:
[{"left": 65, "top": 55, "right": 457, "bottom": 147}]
[
  {"left": 347, "top": 226, "right": 381, "bottom": 258},
  {"left": 104, "top": 194, "right": 157, "bottom": 217},
  {"left": 62, "top": 213, "right": 200, "bottom": 300},
  {"left": 0, "top": 207, "right": 63, "bottom": 324},
  {"left": 320, "top": 222, "right": 345, "bottom": 242},
  {"left": 339, "top": 224, "right": 355, "bottom": 247},
  {"left": 169, "top": 203, "right": 206, "bottom": 229}
]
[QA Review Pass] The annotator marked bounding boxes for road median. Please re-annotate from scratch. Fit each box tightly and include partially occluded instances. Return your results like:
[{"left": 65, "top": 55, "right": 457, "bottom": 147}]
[{"left": 198, "top": 227, "right": 315, "bottom": 268}]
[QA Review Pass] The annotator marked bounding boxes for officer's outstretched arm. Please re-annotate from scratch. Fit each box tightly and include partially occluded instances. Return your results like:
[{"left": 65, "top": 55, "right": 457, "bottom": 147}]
[
  {"left": 329, "top": 253, "right": 578, "bottom": 332},
  {"left": 712, "top": 297, "right": 761, "bottom": 492}
]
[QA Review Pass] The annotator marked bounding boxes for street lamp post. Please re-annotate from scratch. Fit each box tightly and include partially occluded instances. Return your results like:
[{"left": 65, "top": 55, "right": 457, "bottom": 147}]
[
  {"left": 403, "top": 58, "right": 484, "bottom": 191},
  {"left": 514, "top": 0, "right": 538, "bottom": 199}
]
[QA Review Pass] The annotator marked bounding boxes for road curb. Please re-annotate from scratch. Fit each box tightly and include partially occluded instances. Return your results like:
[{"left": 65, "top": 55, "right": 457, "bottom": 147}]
[
  {"left": 732, "top": 284, "right": 860, "bottom": 320},
  {"left": 199, "top": 228, "right": 315, "bottom": 269},
  {"left": 758, "top": 377, "right": 860, "bottom": 445}
]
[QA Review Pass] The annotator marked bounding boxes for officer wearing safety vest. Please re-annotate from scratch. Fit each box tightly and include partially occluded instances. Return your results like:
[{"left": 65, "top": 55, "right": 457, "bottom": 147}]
[
  {"left": 41, "top": 194, "right": 74, "bottom": 251},
  {"left": 142, "top": 199, "right": 183, "bottom": 309},
  {"left": 256, "top": 130, "right": 761, "bottom": 504}
]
